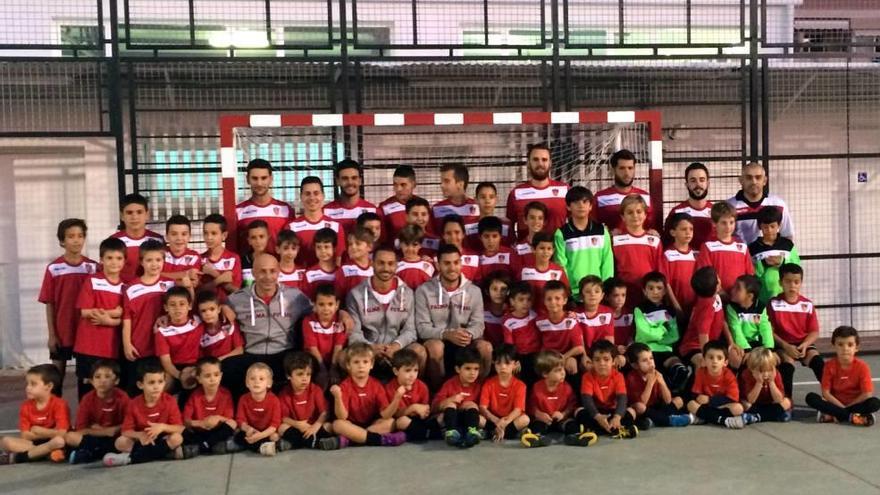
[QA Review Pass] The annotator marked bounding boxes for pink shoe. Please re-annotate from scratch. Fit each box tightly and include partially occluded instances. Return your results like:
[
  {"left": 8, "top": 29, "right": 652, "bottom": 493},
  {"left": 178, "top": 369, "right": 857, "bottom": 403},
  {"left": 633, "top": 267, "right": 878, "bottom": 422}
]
[{"left": 381, "top": 432, "right": 406, "bottom": 446}]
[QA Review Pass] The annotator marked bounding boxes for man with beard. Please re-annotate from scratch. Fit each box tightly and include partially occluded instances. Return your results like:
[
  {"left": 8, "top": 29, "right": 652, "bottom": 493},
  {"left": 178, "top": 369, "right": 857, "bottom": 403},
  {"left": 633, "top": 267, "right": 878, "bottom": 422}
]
[
  {"left": 324, "top": 159, "right": 378, "bottom": 233},
  {"left": 664, "top": 162, "right": 714, "bottom": 250},
  {"left": 233, "top": 159, "right": 294, "bottom": 256},
  {"left": 506, "top": 143, "right": 570, "bottom": 239},
  {"left": 346, "top": 246, "right": 416, "bottom": 371},
  {"left": 411, "top": 244, "right": 489, "bottom": 390},
  {"left": 591, "top": 149, "right": 653, "bottom": 232},
  {"left": 727, "top": 161, "right": 795, "bottom": 245}
]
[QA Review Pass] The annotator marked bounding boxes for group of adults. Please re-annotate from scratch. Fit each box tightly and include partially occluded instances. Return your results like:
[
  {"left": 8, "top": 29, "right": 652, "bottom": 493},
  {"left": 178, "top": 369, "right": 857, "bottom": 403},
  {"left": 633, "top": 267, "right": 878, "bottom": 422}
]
[{"left": 220, "top": 147, "right": 795, "bottom": 391}]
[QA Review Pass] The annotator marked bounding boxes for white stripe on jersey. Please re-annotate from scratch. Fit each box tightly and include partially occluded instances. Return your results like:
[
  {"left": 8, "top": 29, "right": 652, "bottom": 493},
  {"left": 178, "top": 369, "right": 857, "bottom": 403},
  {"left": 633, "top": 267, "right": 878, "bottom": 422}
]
[
  {"left": 503, "top": 311, "right": 537, "bottom": 331},
  {"left": 278, "top": 270, "right": 304, "bottom": 284},
  {"left": 48, "top": 261, "right": 97, "bottom": 277},
  {"left": 125, "top": 280, "right": 174, "bottom": 300},
  {"left": 342, "top": 264, "right": 373, "bottom": 278},
  {"left": 306, "top": 269, "right": 336, "bottom": 284},
  {"left": 663, "top": 249, "right": 696, "bottom": 262},
  {"left": 513, "top": 186, "right": 569, "bottom": 201},
  {"left": 480, "top": 252, "right": 512, "bottom": 265},
  {"left": 577, "top": 311, "right": 613, "bottom": 327},
  {"left": 91, "top": 277, "right": 122, "bottom": 294},
  {"left": 514, "top": 243, "right": 533, "bottom": 256},
  {"left": 382, "top": 201, "right": 405, "bottom": 215},
  {"left": 237, "top": 203, "right": 291, "bottom": 221},
  {"left": 642, "top": 309, "right": 673, "bottom": 323},
  {"left": 396, "top": 260, "right": 435, "bottom": 277},
  {"left": 156, "top": 317, "right": 201, "bottom": 337},
  {"left": 116, "top": 234, "right": 163, "bottom": 248},
  {"left": 520, "top": 267, "right": 565, "bottom": 282},
  {"left": 288, "top": 219, "right": 341, "bottom": 233},
  {"left": 325, "top": 206, "right": 377, "bottom": 220},
  {"left": 670, "top": 205, "right": 711, "bottom": 218},
  {"left": 614, "top": 314, "right": 634, "bottom": 327},
  {"left": 165, "top": 252, "right": 200, "bottom": 267},
  {"left": 770, "top": 299, "right": 814, "bottom": 314},
  {"left": 202, "top": 256, "right": 238, "bottom": 271},
  {"left": 596, "top": 192, "right": 651, "bottom": 208},
  {"left": 461, "top": 255, "right": 479, "bottom": 268},
  {"left": 200, "top": 330, "right": 230, "bottom": 348},
  {"left": 307, "top": 320, "right": 343, "bottom": 335},
  {"left": 536, "top": 317, "right": 578, "bottom": 332},
  {"left": 564, "top": 235, "right": 606, "bottom": 250},
  {"left": 752, "top": 250, "right": 790, "bottom": 261},
  {"left": 613, "top": 234, "right": 660, "bottom": 247},
  {"left": 433, "top": 203, "right": 478, "bottom": 218},
  {"left": 704, "top": 240, "right": 748, "bottom": 254}
]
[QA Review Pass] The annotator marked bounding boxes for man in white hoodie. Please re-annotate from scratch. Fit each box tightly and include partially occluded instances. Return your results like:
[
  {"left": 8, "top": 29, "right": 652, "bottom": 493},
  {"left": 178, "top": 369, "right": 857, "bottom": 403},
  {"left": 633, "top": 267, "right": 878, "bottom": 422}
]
[
  {"left": 411, "top": 244, "right": 489, "bottom": 389},
  {"left": 346, "top": 246, "right": 416, "bottom": 372}
]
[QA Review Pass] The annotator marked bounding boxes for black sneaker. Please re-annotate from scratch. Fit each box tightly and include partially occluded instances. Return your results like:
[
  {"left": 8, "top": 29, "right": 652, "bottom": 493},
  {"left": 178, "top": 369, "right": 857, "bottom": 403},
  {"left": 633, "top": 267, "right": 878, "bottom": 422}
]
[
  {"left": 635, "top": 416, "right": 654, "bottom": 430},
  {"left": 277, "top": 439, "right": 293, "bottom": 452},
  {"left": 563, "top": 425, "right": 598, "bottom": 447},
  {"left": 182, "top": 444, "right": 201, "bottom": 459},
  {"left": 211, "top": 441, "right": 228, "bottom": 455},
  {"left": 69, "top": 448, "right": 94, "bottom": 465}
]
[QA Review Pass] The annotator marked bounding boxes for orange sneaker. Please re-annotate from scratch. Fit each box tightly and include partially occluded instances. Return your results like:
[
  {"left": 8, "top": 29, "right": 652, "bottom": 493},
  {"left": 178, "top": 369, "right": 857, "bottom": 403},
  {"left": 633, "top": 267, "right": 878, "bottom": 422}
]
[
  {"left": 49, "top": 449, "right": 66, "bottom": 463},
  {"left": 850, "top": 413, "right": 875, "bottom": 427}
]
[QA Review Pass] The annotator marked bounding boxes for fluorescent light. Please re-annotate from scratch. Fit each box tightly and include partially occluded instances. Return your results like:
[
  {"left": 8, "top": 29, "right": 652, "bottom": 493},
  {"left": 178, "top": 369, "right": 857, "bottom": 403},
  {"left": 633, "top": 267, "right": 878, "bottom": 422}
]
[{"left": 209, "top": 29, "right": 269, "bottom": 49}]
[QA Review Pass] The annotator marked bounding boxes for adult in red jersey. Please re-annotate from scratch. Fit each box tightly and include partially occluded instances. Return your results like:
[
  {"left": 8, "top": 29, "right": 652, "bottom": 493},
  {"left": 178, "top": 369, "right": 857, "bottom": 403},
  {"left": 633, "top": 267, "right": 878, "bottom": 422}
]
[
  {"left": 664, "top": 162, "right": 714, "bottom": 250},
  {"left": 324, "top": 159, "right": 378, "bottom": 234},
  {"left": 506, "top": 143, "right": 570, "bottom": 239},
  {"left": 726, "top": 161, "right": 795, "bottom": 245},
  {"left": 378, "top": 165, "right": 429, "bottom": 242},
  {"left": 234, "top": 159, "right": 294, "bottom": 256},
  {"left": 288, "top": 176, "right": 346, "bottom": 268},
  {"left": 591, "top": 149, "right": 653, "bottom": 232}
]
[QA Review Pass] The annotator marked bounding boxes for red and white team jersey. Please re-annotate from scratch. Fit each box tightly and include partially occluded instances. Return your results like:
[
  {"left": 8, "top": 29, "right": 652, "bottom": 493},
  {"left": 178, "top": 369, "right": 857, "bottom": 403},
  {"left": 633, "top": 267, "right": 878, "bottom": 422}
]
[
  {"left": 519, "top": 262, "right": 569, "bottom": 313},
  {"left": 39, "top": 256, "right": 98, "bottom": 347},
  {"left": 200, "top": 249, "right": 243, "bottom": 301},
  {"left": 278, "top": 266, "right": 305, "bottom": 290},
  {"left": 612, "top": 232, "right": 661, "bottom": 307},
  {"left": 302, "top": 265, "right": 342, "bottom": 300},
  {"left": 445, "top": 249, "right": 481, "bottom": 282},
  {"left": 695, "top": 239, "right": 754, "bottom": 293},
  {"left": 338, "top": 262, "right": 374, "bottom": 298},
  {"left": 768, "top": 295, "right": 819, "bottom": 345},
  {"left": 432, "top": 198, "right": 480, "bottom": 235},
  {"left": 122, "top": 393, "right": 182, "bottom": 432},
  {"left": 163, "top": 248, "right": 202, "bottom": 274},
  {"left": 75, "top": 274, "right": 124, "bottom": 359},
  {"left": 613, "top": 312, "right": 634, "bottom": 347},
  {"left": 658, "top": 247, "right": 697, "bottom": 314},
  {"left": 477, "top": 247, "right": 518, "bottom": 283},
  {"left": 236, "top": 392, "right": 282, "bottom": 431},
  {"left": 665, "top": 201, "right": 714, "bottom": 251},
  {"left": 380, "top": 196, "right": 430, "bottom": 240},
  {"left": 76, "top": 388, "right": 129, "bottom": 429},
  {"left": 483, "top": 309, "right": 505, "bottom": 347},
  {"left": 384, "top": 378, "right": 430, "bottom": 411},
  {"left": 279, "top": 383, "right": 327, "bottom": 423},
  {"left": 396, "top": 259, "right": 435, "bottom": 290},
  {"left": 432, "top": 377, "right": 483, "bottom": 411},
  {"left": 200, "top": 317, "right": 243, "bottom": 358},
  {"left": 576, "top": 305, "right": 615, "bottom": 349},
  {"left": 183, "top": 387, "right": 234, "bottom": 422},
  {"left": 727, "top": 192, "right": 794, "bottom": 245},
  {"left": 111, "top": 230, "right": 164, "bottom": 283},
  {"left": 154, "top": 316, "right": 204, "bottom": 365},
  {"left": 591, "top": 186, "right": 653, "bottom": 231},
  {"left": 324, "top": 198, "right": 378, "bottom": 234},
  {"left": 527, "top": 379, "right": 575, "bottom": 417},
  {"left": 302, "top": 314, "right": 347, "bottom": 365},
  {"left": 678, "top": 295, "right": 724, "bottom": 355},
  {"left": 502, "top": 310, "right": 541, "bottom": 355},
  {"left": 288, "top": 215, "right": 346, "bottom": 268},
  {"left": 235, "top": 198, "right": 293, "bottom": 255},
  {"left": 506, "top": 181, "right": 570, "bottom": 239},
  {"left": 338, "top": 376, "right": 390, "bottom": 426},
  {"left": 514, "top": 242, "right": 534, "bottom": 259},
  {"left": 419, "top": 236, "right": 441, "bottom": 258},
  {"left": 536, "top": 314, "right": 585, "bottom": 353},
  {"left": 465, "top": 217, "right": 514, "bottom": 249},
  {"left": 122, "top": 277, "right": 176, "bottom": 357}
]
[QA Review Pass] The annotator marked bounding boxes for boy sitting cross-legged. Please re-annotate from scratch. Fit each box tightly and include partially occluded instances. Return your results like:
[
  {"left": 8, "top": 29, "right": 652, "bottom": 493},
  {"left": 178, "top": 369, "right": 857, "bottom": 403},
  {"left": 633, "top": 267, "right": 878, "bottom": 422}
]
[
  {"left": 0, "top": 364, "right": 70, "bottom": 464},
  {"left": 233, "top": 362, "right": 283, "bottom": 456},
  {"left": 687, "top": 341, "right": 752, "bottom": 429},
  {"left": 182, "top": 357, "right": 237, "bottom": 455},
  {"left": 573, "top": 340, "right": 639, "bottom": 441},
  {"left": 385, "top": 349, "right": 432, "bottom": 443},
  {"left": 431, "top": 346, "right": 484, "bottom": 448},
  {"left": 625, "top": 343, "right": 693, "bottom": 430},
  {"left": 520, "top": 350, "right": 585, "bottom": 448},
  {"left": 66, "top": 360, "right": 129, "bottom": 464},
  {"left": 277, "top": 352, "right": 333, "bottom": 451},
  {"left": 321, "top": 343, "right": 407, "bottom": 449},
  {"left": 478, "top": 344, "right": 530, "bottom": 443}
]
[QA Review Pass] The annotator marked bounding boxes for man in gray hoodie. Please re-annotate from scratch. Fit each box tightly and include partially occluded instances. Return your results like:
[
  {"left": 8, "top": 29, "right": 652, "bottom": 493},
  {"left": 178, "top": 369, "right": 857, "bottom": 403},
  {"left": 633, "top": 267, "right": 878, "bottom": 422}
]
[
  {"left": 346, "top": 246, "right": 415, "bottom": 371},
  {"left": 411, "top": 244, "right": 490, "bottom": 389}
]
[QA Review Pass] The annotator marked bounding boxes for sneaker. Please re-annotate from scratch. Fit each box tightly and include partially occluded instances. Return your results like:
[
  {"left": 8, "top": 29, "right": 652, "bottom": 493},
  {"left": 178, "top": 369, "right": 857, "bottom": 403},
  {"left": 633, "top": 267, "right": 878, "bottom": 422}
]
[
  {"left": 259, "top": 442, "right": 276, "bottom": 457},
  {"left": 224, "top": 438, "right": 243, "bottom": 453},
  {"left": 69, "top": 448, "right": 94, "bottom": 465},
  {"left": 102, "top": 452, "right": 131, "bottom": 467},
  {"left": 444, "top": 429, "right": 462, "bottom": 447},
  {"left": 563, "top": 425, "right": 598, "bottom": 447},
  {"left": 742, "top": 412, "right": 761, "bottom": 426},
  {"left": 782, "top": 410, "right": 792, "bottom": 423},
  {"left": 691, "top": 414, "right": 706, "bottom": 425},
  {"left": 612, "top": 425, "right": 639, "bottom": 439},
  {"left": 380, "top": 432, "right": 407, "bottom": 447},
  {"left": 182, "top": 444, "right": 201, "bottom": 459},
  {"left": 816, "top": 412, "right": 837, "bottom": 424},
  {"left": 49, "top": 449, "right": 66, "bottom": 463},
  {"left": 635, "top": 416, "right": 654, "bottom": 430},
  {"left": 519, "top": 429, "right": 550, "bottom": 448},
  {"left": 724, "top": 416, "right": 745, "bottom": 429},
  {"left": 669, "top": 365, "right": 691, "bottom": 393},
  {"left": 318, "top": 436, "right": 349, "bottom": 450},
  {"left": 276, "top": 439, "right": 293, "bottom": 452},
  {"left": 211, "top": 441, "right": 228, "bottom": 455},
  {"left": 462, "top": 427, "right": 482, "bottom": 448},
  {"left": 0, "top": 452, "right": 14, "bottom": 465},
  {"left": 850, "top": 413, "right": 876, "bottom": 427},
  {"left": 668, "top": 414, "right": 691, "bottom": 427}
]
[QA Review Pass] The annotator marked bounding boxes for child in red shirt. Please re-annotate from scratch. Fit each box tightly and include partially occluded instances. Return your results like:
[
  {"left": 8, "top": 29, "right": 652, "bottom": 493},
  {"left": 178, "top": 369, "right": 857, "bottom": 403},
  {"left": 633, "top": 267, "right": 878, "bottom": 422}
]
[
  {"left": 182, "top": 357, "right": 236, "bottom": 455},
  {"left": 385, "top": 349, "right": 432, "bottom": 442},
  {"left": 521, "top": 350, "right": 587, "bottom": 448},
  {"left": 196, "top": 290, "right": 243, "bottom": 361},
  {"left": 161, "top": 215, "right": 202, "bottom": 289},
  {"left": 432, "top": 346, "right": 484, "bottom": 448},
  {"left": 234, "top": 362, "right": 282, "bottom": 456},
  {"left": 322, "top": 344, "right": 406, "bottom": 449},
  {"left": 395, "top": 225, "right": 435, "bottom": 290},
  {"left": 574, "top": 340, "right": 638, "bottom": 440},
  {"left": 103, "top": 358, "right": 187, "bottom": 466},
  {"left": 535, "top": 281, "right": 585, "bottom": 376},
  {"left": 519, "top": 232, "right": 569, "bottom": 314},
  {"left": 155, "top": 287, "right": 204, "bottom": 395},
  {"left": 625, "top": 343, "right": 692, "bottom": 429},
  {"left": 405, "top": 197, "right": 440, "bottom": 257},
  {"left": 112, "top": 193, "right": 164, "bottom": 284},
  {"left": 695, "top": 202, "right": 754, "bottom": 298},
  {"left": 439, "top": 215, "right": 481, "bottom": 282},
  {"left": 277, "top": 352, "right": 332, "bottom": 450},
  {"left": 39, "top": 218, "right": 98, "bottom": 393},
  {"left": 302, "top": 228, "right": 342, "bottom": 301},
  {"left": 686, "top": 341, "right": 748, "bottom": 429},
  {"left": 200, "top": 213, "right": 242, "bottom": 301},
  {"left": 482, "top": 272, "right": 510, "bottom": 348},
  {"left": 302, "top": 284, "right": 347, "bottom": 386},
  {"left": 74, "top": 237, "right": 125, "bottom": 399},
  {"left": 806, "top": 326, "right": 879, "bottom": 426},
  {"left": 576, "top": 276, "right": 617, "bottom": 368},
  {"left": 604, "top": 277, "right": 634, "bottom": 357},
  {"left": 479, "top": 344, "right": 529, "bottom": 442},
  {"left": 678, "top": 267, "right": 735, "bottom": 369},
  {"left": 658, "top": 213, "right": 698, "bottom": 316},
  {"left": 739, "top": 348, "right": 791, "bottom": 423},
  {"left": 0, "top": 364, "right": 69, "bottom": 464},
  {"left": 611, "top": 194, "right": 661, "bottom": 309},
  {"left": 277, "top": 230, "right": 305, "bottom": 291},
  {"left": 513, "top": 201, "right": 546, "bottom": 261},
  {"left": 475, "top": 216, "right": 518, "bottom": 284},
  {"left": 502, "top": 282, "right": 541, "bottom": 384},
  {"left": 66, "top": 360, "right": 129, "bottom": 464},
  {"left": 473, "top": 182, "right": 514, "bottom": 248},
  {"left": 338, "top": 226, "right": 375, "bottom": 298}
]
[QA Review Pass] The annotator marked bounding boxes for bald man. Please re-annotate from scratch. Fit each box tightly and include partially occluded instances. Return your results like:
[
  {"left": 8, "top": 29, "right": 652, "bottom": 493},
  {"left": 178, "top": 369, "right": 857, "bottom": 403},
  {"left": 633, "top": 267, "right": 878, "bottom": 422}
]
[{"left": 727, "top": 162, "right": 795, "bottom": 245}]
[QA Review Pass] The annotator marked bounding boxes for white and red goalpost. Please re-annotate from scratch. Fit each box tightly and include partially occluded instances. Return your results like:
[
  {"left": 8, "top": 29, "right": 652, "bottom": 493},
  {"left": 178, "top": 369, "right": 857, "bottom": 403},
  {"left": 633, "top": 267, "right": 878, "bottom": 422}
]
[{"left": 219, "top": 110, "right": 663, "bottom": 252}]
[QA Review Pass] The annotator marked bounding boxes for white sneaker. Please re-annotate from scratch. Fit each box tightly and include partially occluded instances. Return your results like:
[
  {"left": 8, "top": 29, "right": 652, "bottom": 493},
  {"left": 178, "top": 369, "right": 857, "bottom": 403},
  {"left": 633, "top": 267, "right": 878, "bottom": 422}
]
[
  {"left": 259, "top": 442, "right": 276, "bottom": 457},
  {"left": 724, "top": 416, "right": 745, "bottom": 429},
  {"left": 102, "top": 452, "right": 131, "bottom": 467}
]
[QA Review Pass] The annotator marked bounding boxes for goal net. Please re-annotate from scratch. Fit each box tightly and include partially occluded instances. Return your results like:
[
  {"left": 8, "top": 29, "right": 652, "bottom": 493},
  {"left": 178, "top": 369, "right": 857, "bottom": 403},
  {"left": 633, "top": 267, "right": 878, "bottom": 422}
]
[{"left": 219, "top": 111, "right": 663, "bottom": 251}]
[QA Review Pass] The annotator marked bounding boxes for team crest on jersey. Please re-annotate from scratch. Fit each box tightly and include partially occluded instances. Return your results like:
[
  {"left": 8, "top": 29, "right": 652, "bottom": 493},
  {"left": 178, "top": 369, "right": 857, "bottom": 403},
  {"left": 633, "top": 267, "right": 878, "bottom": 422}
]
[
  {"left": 273, "top": 206, "right": 280, "bottom": 215},
  {"left": 552, "top": 188, "right": 559, "bottom": 196},
  {"left": 591, "top": 237, "right": 598, "bottom": 246},
  {"left": 801, "top": 303, "right": 808, "bottom": 311},
  {"left": 551, "top": 272, "right": 559, "bottom": 280},
  {"left": 470, "top": 205, "right": 477, "bottom": 215},
  {"left": 750, "top": 314, "right": 761, "bottom": 323},
  {"left": 87, "top": 264, "right": 96, "bottom": 274},
  {"left": 423, "top": 262, "right": 431, "bottom": 270},
  {"left": 599, "top": 315, "right": 608, "bottom": 324},
  {"left": 324, "top": 222, "right": 331, "bottom": 228},
  {"left": 567, "top": 319, "right": 574, "bottom": 329},
  {"left": 648, "top": 237, "right": 657, "bottom": 245}
]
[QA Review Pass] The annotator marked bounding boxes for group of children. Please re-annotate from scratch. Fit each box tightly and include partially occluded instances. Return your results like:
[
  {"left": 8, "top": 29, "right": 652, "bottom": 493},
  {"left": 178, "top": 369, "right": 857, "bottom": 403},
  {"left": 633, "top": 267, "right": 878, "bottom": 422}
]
[{"left": 3, "top": 159, "right": 878, "bottom": 467}]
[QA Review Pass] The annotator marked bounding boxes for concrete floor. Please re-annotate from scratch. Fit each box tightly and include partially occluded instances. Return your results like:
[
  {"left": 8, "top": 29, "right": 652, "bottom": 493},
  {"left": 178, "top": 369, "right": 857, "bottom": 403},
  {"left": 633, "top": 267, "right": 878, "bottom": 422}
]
[{"left": 1, "top": 358, "right": 879, "bottom": 495}]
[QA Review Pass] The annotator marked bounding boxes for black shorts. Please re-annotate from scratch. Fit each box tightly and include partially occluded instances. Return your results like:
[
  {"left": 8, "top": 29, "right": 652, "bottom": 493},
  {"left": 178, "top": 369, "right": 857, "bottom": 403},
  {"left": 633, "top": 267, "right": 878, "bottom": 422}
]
[
  {"left": 485, "top": 420, "right": 522, "bottom": 440},
  {"left": 653, "top": 351, "right": 678, "bottom": 368},
  {"left": 708, "top": 396, "right": 736, "bottom": 408},
  {"left": 50, "top": 346, "right": 73, "bottom": 361}
]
